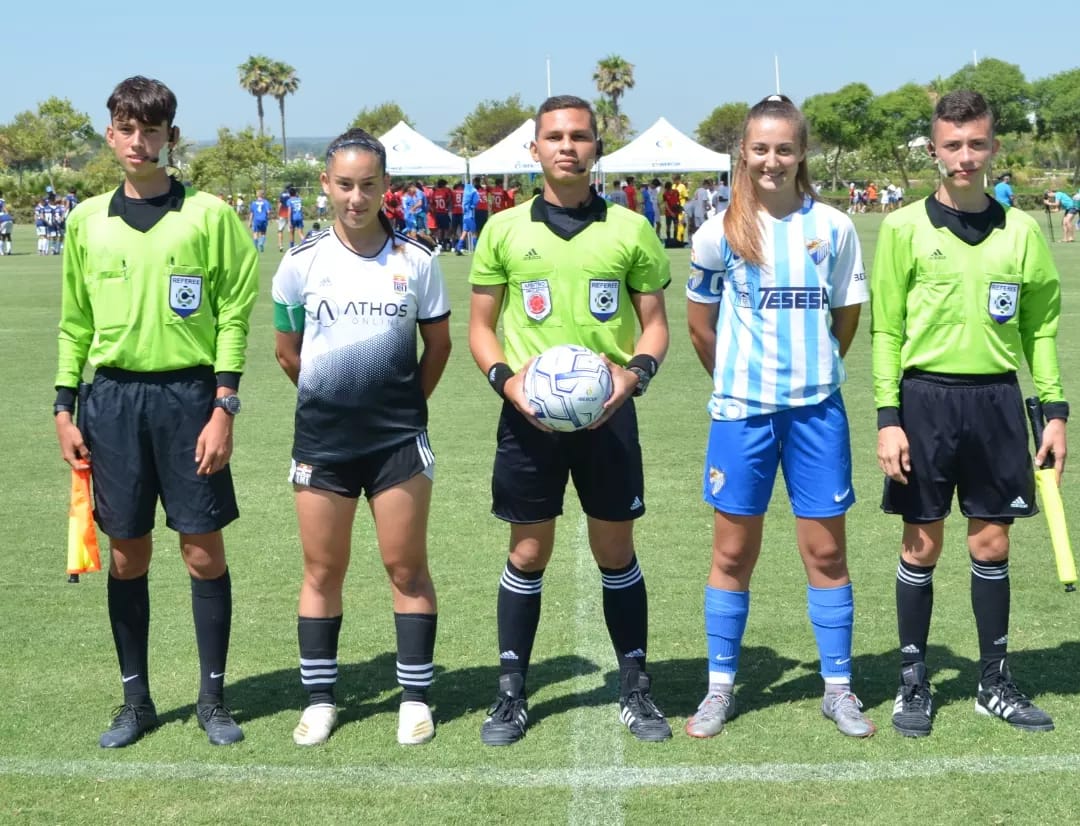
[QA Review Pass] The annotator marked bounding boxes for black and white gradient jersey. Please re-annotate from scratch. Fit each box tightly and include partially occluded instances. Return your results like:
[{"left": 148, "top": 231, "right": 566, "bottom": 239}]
[{"left": 272, "top": 230, "right": 450, "bottom": 463}]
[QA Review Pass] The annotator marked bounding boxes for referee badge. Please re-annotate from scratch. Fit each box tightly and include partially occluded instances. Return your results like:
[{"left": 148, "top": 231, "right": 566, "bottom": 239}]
[
  {"left": 988, "top": 281, "right": 1019, "bottom": 323},
  {"left": 522, "top": 279, "right": 552, "bottom": 321},
  {"left": 169, "top": 274, "right": 202, "bottom": 318},
  {"left": 589, "top": 279, "right": 620, "bottom": 321}
]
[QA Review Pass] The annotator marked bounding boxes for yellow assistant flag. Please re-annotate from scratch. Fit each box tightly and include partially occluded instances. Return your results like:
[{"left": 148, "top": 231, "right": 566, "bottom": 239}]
[{"left": 66, "top": 466, "right": 101, "bottom": 575}]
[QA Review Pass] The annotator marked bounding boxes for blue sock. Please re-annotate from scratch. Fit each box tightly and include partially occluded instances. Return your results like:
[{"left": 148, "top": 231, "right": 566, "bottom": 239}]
[
  {"left": 705, "top": 587, "right": 749, "bottom": 684},
  {"left": 807, "top": 583, "right": 854, "bottom": 681}
]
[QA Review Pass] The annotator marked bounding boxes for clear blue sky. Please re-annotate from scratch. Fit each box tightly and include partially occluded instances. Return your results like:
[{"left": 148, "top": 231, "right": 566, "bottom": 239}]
[{"left": 3, "top": 1, "right": 1072, "bottom": 144}]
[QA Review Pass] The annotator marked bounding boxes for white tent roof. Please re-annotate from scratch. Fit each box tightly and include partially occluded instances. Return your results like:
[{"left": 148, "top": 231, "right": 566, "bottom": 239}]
[
  {"left": 377, "top": 121, "right": 467, "bottom": 176},
  {"left": 468, "top": 120, "right": 542, "bottom": 176},
  {"left": 599, "top": 117, "right": 730, "bottom": 174}
]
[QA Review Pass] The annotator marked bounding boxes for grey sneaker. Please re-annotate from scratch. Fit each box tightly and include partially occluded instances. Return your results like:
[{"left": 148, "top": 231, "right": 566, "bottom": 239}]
[
  {"left": 822, "top": 690, "right": 876, "bottom": 737},
  {"left": 685, "top": 691, "right": 735, "bottom": 738}
]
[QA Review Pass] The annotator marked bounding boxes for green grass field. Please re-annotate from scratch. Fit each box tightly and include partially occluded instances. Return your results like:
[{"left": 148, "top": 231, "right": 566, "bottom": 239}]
[{"left": 2, "top": 213, "right": 1079, "bottom": 825}]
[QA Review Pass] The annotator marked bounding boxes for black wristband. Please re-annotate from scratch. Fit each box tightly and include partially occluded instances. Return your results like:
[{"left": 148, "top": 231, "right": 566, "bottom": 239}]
[
  {"left": 877, "top": 407, "right": 902, "bottom": 429},
  {"left": 627, "top": 354, "right": 659, "bottom": 378},
  {"left": 215, "top": 371, "right": 241, "bottom": 391},
  {"left": 487, "top": 362, "right": 514, "bottom": 399},
  {"left": 54, "top": 386, "right": 77, "bottom": 409},
  {"left": 1044, "top": 401, "right": 1070, "bottom": 422}
]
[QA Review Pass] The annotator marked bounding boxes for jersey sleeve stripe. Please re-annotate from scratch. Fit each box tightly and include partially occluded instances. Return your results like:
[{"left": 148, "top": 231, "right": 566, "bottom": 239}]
[{"left": 418, "top": 310, "right": 451, "bottom": 325}]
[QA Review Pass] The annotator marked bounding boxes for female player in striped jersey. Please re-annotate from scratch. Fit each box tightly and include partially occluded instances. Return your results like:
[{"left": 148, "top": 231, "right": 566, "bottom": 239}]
[
  {"left": 271, "top": 129, "right": 452, "bottom": 746},
  {"left": 685, "top": 95, "right": 874, "bottom": 738}
]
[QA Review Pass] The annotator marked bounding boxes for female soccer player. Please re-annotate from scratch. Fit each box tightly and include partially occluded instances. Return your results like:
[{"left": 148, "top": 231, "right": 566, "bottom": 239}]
[
  {"left": 685, "top": 95, "right": 874, "bottom": 738},
  {"left": 271, "top": 129, "right": 452, "bottom": 746}
]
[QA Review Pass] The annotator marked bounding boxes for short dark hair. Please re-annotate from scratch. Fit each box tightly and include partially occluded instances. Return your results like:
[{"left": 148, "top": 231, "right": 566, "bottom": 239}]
[
  {"left": 107, "top": 76, "right": 177, "bottom": 127},
  {"left": 288, "top": 186, "right": 297, "bottom": 196},
  {"left": 933, "top": 90, "right": 994, "bottom": 133},
  {"left": 535, "top": 95, "right": 598, "bottom": 138},
  {"left": 325, "top": 127, "right": 387, "bottom": 174}
]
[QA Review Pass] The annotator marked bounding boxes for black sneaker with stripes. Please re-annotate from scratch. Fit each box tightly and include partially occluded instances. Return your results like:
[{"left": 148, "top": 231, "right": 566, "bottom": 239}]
[
  {"left": 480, "top": 673, "right": 529, "bottom": 746},
  {"left": 976, "top": 670, "right": 1055, "bottom": 732},
  {"left": 892, "top": 662, "right": 933, "bottom": 737},
  {"left": 618, "top": 671, "right": 671, "bottom": 742}
]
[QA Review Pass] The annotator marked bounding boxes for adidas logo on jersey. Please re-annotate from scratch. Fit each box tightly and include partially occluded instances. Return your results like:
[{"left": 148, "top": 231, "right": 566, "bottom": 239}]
[
  {"left": 929, "top": 249, "right": 946, "bottom": 261},
  {"left": 1010, "top": 496, "right": 1028, "bottom": 508},
  {"left": 523, "top": 248, "right": 542, "bottom": 261}
]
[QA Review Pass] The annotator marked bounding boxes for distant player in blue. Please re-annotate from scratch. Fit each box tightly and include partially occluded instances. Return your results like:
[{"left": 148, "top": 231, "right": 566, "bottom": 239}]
[
  {"left": 454, "top": 182, "right": 478, "bottom": 254},
  {"left": 66, "top": 189, "right": 79, "bottom": 211},
  {"left": 287, "top": 186, "right": 304, "bottom": 248},
  {"left": 685, "top": 94, "right": 874, "bottom": 740},
  {"left": 993, "top": 172, "right": 1014, "bottom": 209},
  {"left": 51, "top": 200, "right": 67, "bottom": 255},
  {"left": 278, "top": 187, "right": 291, "bottom": 251},
  {"left": 1044, "top": 189, "right": 1076, "bottom": 243},
  {"left": 641, "top": 181, "right": 656, "bottom": 230},
  {"left": 303, "top": 221, "right": 322, "bottom": 240},
  {"left": 0, "top": 207, "right": 13, "bottom": 255},
  {"left": 249, "top": 189, "right": 271, "bottom": 252},
  {"left": 402, "top": 184, "right": 421, "bottom": 237},
  {"left": 35, "top": 197, "right": 48, "bottom": 255}
]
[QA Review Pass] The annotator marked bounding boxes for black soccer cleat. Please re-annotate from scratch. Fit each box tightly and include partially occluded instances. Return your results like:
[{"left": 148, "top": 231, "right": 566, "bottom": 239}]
[
  {"left": 976, "top": 667, "right": 1054, "bottom": 732},
  {"left": 196, "top": 702, "right": 245, "bottom": 745},
  {"left": 619, "top": 671, "right": 672, "bottom": 742},
  {"left": 480, "top": 673, "right": 529, "bottom": 746},
  {"left": 100, "top": 702, "right": 159, "bottom": 748},
  {"left": 892, "top": 662, "right": 933, "bottom": 737}
]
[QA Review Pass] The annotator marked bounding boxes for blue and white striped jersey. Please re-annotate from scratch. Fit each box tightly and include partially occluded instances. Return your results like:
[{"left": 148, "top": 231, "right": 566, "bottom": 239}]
[{"left": 687, "top": 198, "right": 867, "bottom": 420}]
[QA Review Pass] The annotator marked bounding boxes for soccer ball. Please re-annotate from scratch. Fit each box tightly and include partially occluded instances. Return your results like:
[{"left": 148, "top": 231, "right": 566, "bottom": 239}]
[{"left": 524, "top": 345, "right": 613, "bottom": 432}]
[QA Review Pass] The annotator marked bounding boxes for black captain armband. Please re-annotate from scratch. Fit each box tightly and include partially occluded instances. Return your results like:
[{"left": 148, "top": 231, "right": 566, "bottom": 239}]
[
  {"left": 487, "top": 362, "right": 514, "bottom": 399},
  {"left": 1044, "top": 401, "right": 1069, "bottom": 422}
]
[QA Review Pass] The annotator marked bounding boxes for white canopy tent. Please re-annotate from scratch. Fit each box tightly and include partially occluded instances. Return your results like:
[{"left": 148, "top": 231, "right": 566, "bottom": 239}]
[
  {"left": 468, "top": 119, "right": 541, "bottom": 176},
  {"left": 377, "top": 121, "right": 467, "bottom": 177},
  {"left": 599, "top": 117, "right": 731, "bottom": 175}
]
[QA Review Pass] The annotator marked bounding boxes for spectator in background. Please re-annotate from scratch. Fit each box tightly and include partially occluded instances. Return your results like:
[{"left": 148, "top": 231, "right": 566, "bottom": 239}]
[
  {"left": 474, "top": 177, "right": 489, "bottom": 236},
  {"left": 713, "top": 174, "right": 730, "bottom": 212},
  {"left": 662, "top": 181, "right": 681, "bottom": 241},
  {"left": 624, "top": 176, "right": 638, "bottom": 212},
  {"left": 1043, "top": 189, "right": 1076, "bottom": 243},
  {"left": 993, "top": 172, "right": 1015, "bottom": 209},
  {"left": 607, "top": 179, "right": 629, "bottom": 208},
  {"left": 641, "top": 179, "right": 656, "bottom": 233},
  {"left": 316, "top": 191, "right": 328, "bottom": 220}
]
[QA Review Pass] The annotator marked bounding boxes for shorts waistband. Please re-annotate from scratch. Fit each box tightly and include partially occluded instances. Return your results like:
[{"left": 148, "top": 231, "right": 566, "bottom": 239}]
[
  {"left": 96, "top": 365, "right": 215, "bottom": 384},
  {"left": 903, "top": 368, "right": 1017, "bottom": 387}
]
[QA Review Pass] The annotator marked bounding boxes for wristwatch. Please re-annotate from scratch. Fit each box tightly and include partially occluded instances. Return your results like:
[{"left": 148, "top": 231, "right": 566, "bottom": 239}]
[
  {"left": 213, "top": 395, "right": 242, "bottom": 416},
  {"left": 627, "top": 366, "right": 651, "bottom": 397}
]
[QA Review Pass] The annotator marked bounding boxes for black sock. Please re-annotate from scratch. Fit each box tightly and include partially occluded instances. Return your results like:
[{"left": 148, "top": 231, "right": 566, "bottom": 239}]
[
  {"left": 896, "top": 558, "right": 934, "bottom": 667},
  {"left": 191, "top": 569, "right": 232, "bottom": 705},
  {"left": 298, "top": 616, "right": 342, "bottom": 706},
  {"left": 395, "top": 613, "right": 437, "bottom": 703},
  {"left": 599, "top": 556, "right": 648, "bottom": 681},
  {"left": 971, "top": 557, "right": 1010, "bottom": 684},
  {"left": 108, "top": 574, "right": 151, "bottom": 705},
  {"left": 496, "top": 560, "right": 544, "bottom": 684}
]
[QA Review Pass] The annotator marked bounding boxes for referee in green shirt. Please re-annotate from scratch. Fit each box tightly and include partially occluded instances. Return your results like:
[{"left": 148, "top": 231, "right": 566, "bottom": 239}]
[
  {"left": 53, "top": 77, "right": 258, "bottom": 748},
  {"left": 468, "top": 95, "right": 671, "bottom": 746},
  {"left": 872, "top": 91, "right": 1067, "bottom": 738}
]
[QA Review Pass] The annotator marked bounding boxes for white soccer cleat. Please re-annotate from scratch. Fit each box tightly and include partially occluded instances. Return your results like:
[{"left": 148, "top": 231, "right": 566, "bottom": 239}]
[
  {"left": 397, "top": 700, "right": 435, "bottom": 745},
  {"left": 293, "top": 703, "right": 337, "bottom": 746}
]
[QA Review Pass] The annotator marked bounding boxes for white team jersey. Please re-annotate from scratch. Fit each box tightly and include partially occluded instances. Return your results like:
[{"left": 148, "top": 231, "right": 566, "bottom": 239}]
[
  {"left": 687, "top": 198, "right": 868, "bottom": 420},
  {"left": 271, "top": 229, "right": 450, "bottom": 462}
]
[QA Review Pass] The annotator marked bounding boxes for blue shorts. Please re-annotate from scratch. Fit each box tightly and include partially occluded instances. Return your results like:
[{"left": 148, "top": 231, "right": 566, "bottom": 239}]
[
  {"left": 291, "top": 217, "right": 304, "bottom": 229},
  {"left": 702, "top": 391, "right": 854, "bottom": 518},
  {"left": 252, "top": 221, "right": 268, "bottom": 234},
  {"left": 462, "top": 215, "right": 477, "bottom": 233}
]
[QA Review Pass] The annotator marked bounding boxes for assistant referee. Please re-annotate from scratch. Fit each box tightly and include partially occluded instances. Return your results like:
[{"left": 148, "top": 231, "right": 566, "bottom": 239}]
[{"left": 54, "top": 76, "right": 258, "bottom": 749}]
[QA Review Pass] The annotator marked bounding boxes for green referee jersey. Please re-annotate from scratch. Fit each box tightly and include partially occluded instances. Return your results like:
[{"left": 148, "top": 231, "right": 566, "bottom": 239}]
[
  {"left": 871, "top": 197, "right": 1064, "bottom": 410},
  {"left": 56, "top": 182, "right": 259, "bottom": 388},
  {"left": 469, "top": 196, "right": 670, "bottom": 370}
]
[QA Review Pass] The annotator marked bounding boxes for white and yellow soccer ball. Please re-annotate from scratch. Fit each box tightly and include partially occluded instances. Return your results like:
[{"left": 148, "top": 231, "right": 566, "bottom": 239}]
[{"left": 524, "top": 345, "right": 613, "bottom": 432}]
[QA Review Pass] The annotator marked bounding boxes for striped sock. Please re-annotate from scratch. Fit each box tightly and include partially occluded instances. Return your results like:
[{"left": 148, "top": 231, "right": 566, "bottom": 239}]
[
  {"left": 600, "top": 556, "right": 648, "bottom": 676},
  {"left": 896, "top": 558, "right": 935, "bottom": 666},
  {"left": 298, "top": 615, "right": 342, "bottom": 706},
  {"left": 497, "top": 561, "right": 544, "bottom": 681},
  {"left": 971, "top": 557, "right": 1010, "bottom": 684},
  {"left": 395, "top": 613, "right": 436, "bottom": 703}
]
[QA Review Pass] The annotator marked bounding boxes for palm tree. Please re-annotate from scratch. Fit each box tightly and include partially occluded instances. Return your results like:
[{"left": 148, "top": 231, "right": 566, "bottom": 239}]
[
  {"left": 237, "top": 55, "right": 274, "bottom": 138},
  {"left": 592, "top": 55, "right": 636, "bottom": 125},
  {"left": 269, "top": 61, "right": 301, "bottom": 163}
]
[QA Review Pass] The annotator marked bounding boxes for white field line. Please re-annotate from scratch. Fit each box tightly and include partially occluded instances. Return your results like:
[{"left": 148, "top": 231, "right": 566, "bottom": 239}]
[
  {"left": 569, "top": 513, "right": 624, "bottom": 826},
  {"left": 2, "top": 753, "right": 1080, "bottom": 788}
]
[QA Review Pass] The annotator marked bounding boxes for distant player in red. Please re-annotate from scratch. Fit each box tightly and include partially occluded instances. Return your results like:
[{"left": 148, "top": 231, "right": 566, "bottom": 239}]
[
  {"left": 474, "top": 177, "right": 489, "bottom": 235},
  {"left": 431, "top": 179, "right": 453, "bottom": 250},
  {"left": 450, "top": 182, "right": 465, "bottom": 242},
  {"left": 489, "top": 182, "right": 508, "bottom": 214},
  {"left": 624, "top": 177, "right": 638, "bottom": 212}
]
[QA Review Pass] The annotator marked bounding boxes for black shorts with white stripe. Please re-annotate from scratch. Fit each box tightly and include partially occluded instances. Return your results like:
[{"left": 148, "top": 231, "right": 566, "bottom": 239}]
[{"left": 289, "top": 432, "right": 435, "bottom": 499}]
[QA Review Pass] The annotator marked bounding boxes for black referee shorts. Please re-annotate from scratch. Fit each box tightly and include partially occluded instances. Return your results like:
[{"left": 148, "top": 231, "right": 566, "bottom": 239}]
[
  {"left": 491, "top": 399, "right": 645, "bottom": 524},
  {"left": 882, "top": 371, "right": 1036, "bottom": 524},
  {"left": 83, "top": 366, "right": 239, "bottom": 539}
]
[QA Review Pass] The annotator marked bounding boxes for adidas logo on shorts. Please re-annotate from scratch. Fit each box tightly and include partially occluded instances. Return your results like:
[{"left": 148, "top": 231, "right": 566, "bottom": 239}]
[{"left": 1010, "top": 497, "right": 1028, "bottom": 509}]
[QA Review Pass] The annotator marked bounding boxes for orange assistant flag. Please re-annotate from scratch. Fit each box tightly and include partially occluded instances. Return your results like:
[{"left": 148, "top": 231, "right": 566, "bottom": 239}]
[{"left": 66, "top": 466, "right": 101, "bottom": 575}]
